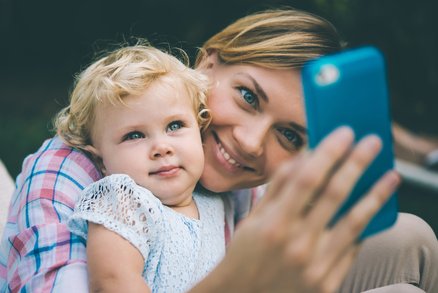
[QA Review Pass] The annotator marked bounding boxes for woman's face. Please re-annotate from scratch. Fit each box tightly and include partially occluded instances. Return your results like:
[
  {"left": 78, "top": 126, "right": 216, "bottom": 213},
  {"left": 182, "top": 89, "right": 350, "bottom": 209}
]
[{"left": 199, "top": 53, "right": 307, "bottom": 192}]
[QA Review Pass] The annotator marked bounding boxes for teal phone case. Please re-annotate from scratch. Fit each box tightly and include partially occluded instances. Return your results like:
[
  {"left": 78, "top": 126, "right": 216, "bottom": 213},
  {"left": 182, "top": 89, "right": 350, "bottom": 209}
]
[{"left": 302, "top": 46, "right": 398, "bottom": 239}]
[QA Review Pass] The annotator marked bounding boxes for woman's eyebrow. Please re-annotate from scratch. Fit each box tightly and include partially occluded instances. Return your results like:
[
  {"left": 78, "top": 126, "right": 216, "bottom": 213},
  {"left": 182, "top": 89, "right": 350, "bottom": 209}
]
[
  {"left": 236, "top": 72, "right": 307, "bottom": 133},
  {"left": 236, "top": 72, "right": 269, "bottom": 102},
  {"left": 289, "top": 122, "right": 307, "bottom": 134}
]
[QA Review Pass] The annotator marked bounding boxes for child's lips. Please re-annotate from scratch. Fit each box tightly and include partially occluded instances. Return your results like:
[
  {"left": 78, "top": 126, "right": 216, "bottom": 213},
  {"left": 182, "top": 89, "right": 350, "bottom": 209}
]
[{"left": 150, "top": 166, "right": 180, "bottom": 177}]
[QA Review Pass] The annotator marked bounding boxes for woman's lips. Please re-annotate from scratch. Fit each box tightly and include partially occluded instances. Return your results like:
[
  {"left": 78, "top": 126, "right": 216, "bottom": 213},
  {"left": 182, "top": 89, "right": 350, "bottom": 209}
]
[
  {"left": 212, "top": 133, "right": 255, "bottom": 173},
  {"left": 218, "top": 143, "right": 242, "bottom": 167},
  {"left": 214, "top": 142, "right": 242, "bottom": 173}
]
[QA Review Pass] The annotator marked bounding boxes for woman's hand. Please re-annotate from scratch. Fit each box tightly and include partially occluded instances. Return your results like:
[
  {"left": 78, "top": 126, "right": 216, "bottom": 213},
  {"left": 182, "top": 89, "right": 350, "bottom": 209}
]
[{"left": 191, "top": 126, "right": 400, "bottom": 293}]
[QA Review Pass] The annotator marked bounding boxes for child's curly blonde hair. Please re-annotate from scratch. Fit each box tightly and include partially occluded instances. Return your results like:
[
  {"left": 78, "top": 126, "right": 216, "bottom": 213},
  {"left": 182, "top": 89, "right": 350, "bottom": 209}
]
[{"left": 54, "top": 40, "right": 210, "bottom": 151}]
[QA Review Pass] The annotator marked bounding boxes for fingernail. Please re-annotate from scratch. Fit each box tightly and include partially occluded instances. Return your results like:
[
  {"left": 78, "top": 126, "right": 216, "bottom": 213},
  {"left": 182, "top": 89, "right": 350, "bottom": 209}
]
[
  {"left": 334, "top": 126, "right": 354, "bottom": 142},
  {"left": 386, "top": 171, "right": 401, "bottom": 189},
  {"left": 363, "top": 135, "right": 382, "bottom": 153}
]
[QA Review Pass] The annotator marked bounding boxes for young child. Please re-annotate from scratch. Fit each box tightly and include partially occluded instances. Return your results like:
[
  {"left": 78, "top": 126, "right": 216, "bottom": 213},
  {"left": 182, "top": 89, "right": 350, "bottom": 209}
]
[{"left": 58, "top": 43, "right": 226, "bottom": 292}]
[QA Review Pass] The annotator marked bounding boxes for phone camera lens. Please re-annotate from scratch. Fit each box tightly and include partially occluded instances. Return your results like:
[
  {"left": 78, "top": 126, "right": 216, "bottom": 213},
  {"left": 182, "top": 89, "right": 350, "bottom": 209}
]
[{"left": 315, "top": 64, "right": 340, "bottom": 86}]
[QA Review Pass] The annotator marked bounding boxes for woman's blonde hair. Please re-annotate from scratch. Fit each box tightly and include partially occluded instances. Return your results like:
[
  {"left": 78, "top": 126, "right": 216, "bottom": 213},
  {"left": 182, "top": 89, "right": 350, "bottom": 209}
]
[
  {"left": 55, "top": 40, "right": 210, "bottom": 151},
  {"left": 196, "top": 8, "right": 344, "bottom": 69}
]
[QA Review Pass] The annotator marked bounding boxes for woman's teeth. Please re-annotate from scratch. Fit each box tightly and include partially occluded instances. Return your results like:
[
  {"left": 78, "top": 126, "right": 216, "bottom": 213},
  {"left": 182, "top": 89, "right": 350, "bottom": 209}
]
[{"left": 219, "top": 144, "right": 241, "bottom": 167}]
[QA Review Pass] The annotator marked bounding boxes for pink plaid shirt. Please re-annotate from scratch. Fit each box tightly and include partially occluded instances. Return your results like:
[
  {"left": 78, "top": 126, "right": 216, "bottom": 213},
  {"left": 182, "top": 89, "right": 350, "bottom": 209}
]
[
  {"left": 0, "top": 137, "right": 101, "bottom": 292},
  {"left": 0, "top": 136, "right": 250, "bottom": 292}
]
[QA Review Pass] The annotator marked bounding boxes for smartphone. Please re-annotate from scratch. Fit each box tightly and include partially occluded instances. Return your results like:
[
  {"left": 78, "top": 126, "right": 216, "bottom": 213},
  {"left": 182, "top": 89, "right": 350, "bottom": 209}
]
[{"left": 301, "top": 46, "right": 398, "bottom": 239}]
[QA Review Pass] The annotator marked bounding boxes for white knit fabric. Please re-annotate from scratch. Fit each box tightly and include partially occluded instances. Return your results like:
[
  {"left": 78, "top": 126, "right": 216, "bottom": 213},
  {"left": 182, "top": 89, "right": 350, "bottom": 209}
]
[{"left": 68, "top": 174, "right": 226, "bottom": 293}]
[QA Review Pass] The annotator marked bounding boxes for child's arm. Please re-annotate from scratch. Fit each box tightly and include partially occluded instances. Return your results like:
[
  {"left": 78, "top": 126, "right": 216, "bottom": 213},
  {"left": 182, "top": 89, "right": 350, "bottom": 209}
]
[
  {"left": 68, "top": 174, "right": 160, "bottom": 292},
  {"left": 87, "top": 222, "right": 151, "bottom": 293}
]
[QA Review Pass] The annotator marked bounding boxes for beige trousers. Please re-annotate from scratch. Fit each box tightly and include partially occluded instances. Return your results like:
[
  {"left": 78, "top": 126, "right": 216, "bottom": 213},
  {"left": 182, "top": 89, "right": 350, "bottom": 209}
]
[{"left": 339, "top": 213, "right": 438, "bottom": 293}]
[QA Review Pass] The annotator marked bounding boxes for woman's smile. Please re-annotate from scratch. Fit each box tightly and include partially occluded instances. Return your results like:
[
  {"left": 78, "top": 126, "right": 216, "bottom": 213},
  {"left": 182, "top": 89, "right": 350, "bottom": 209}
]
[{"left": 212, "top": 131, "right": 255, "bottom": 173}]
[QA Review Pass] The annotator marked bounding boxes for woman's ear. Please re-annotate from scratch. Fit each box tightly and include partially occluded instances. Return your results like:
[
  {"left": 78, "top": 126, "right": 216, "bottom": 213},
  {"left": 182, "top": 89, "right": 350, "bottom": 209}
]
[
  {"left": 197, "top": 50, "right": 219, "bottom": 70},
  {"left": 83, "top": 145, "right": 106, "bottom": 175}
]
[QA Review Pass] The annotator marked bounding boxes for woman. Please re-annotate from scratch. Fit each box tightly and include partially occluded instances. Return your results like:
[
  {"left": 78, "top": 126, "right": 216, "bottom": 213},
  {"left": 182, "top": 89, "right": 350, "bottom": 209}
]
[{"left": 1, "top": 8, "right": 436, "bottom": 293}]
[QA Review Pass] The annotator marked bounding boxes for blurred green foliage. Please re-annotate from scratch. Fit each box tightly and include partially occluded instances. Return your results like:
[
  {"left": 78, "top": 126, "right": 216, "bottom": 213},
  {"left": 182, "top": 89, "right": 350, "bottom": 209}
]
[
  {"left": 1, "top": 0, "right": 437, "bottom": 234},
  {"left": 1, "top": 0, "right": 437, "bottom": 181}
]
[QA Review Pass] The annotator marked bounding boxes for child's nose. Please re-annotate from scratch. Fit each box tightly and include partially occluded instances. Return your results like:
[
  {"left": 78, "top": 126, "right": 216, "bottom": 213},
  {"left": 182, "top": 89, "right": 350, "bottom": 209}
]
[{"left": 150, "top": 142, "right": 173, "bottom": 159}]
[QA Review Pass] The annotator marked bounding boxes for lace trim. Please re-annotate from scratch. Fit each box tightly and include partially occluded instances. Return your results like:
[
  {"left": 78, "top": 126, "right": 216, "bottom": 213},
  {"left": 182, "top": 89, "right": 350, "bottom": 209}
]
[{"left": 68, "top": 174, "right": 163, "bottom": 261}]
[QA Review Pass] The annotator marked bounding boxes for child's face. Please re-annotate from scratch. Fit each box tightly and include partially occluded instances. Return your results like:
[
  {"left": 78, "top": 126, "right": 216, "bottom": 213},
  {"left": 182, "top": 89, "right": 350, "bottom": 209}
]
[{"left": 88, "top": 78, "right": 204, "bottom": 207}]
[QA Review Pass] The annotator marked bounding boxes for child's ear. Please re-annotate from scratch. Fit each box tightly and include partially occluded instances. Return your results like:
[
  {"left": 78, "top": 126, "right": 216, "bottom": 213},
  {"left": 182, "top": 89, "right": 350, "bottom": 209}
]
[
  {"left": 83, "top": 145, "right": 100, "bottom": 157},
  {"left": 83, "top": 145, "right": 106, "bottom": 175}
]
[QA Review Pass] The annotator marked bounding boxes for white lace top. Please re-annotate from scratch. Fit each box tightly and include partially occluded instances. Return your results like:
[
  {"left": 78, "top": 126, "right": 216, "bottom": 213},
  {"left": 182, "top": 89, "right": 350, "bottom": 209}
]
[{"left": 68, "top": 174, "right": 225, "bottom": 293}]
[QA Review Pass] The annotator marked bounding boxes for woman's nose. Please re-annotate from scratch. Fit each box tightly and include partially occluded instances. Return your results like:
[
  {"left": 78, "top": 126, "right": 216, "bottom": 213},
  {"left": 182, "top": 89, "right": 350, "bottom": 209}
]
[{"left": 234, "top": 119, "right": 270, "bottom": 158}]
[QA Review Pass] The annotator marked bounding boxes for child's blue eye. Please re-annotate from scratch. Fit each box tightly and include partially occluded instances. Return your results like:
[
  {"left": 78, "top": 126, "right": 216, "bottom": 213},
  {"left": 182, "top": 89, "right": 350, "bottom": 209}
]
[
  {"left": 239, "top": 87, "right": 258, "bottom": 108},
  {"left": 124, "top": 131, "right": 144, "bottom": 141},
  {"left": 167, "top": 121, "right": 183, "bottom": 132}
]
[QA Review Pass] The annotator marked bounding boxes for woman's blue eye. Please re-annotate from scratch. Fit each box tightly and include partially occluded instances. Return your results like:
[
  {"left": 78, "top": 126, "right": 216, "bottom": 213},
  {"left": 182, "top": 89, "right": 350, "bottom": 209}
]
[
  {"left": 124, "top": 131, "right": 144, "bottom": 141},
  {"left": 167, "top": 121, "right": 183, "bottom": 132},
  {"left": 278, "top": 128, "right": 304, "bottom": 149},
  {"left": 239, "top": 87, "right": 258, "bottom": 108}
]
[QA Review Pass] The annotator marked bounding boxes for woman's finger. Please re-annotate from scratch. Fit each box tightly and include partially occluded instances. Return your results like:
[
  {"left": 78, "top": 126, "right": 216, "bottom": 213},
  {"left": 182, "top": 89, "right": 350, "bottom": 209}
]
[
  {"left": 305, "top": 134, "right": 382, "bottom": 234},
  {"left": 292, "top": 230, "right": 360, "bottom": 293},
  {"left": 320, "top": 245, "right": 360, "bottom": 293},
  {"left": 338, "top": 170, "right": 400, "bottom": 237},
  {"left": 295, "top": 170, "right": 399, "bottom": 290},
  {"left": 320, "top": 170, "right": 400, "bottom": 259},
  {"left": 253, "top": 152, "right": 307, "bottom": 214},
  {"left": 275, "top": 126, "right": 355, "bottom": 218}
]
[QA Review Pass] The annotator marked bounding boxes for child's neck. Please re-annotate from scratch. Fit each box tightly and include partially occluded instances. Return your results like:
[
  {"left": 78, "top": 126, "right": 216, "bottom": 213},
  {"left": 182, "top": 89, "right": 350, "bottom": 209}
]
[{"left": 169, "top": 199, "right": 199, "bottom": 219}]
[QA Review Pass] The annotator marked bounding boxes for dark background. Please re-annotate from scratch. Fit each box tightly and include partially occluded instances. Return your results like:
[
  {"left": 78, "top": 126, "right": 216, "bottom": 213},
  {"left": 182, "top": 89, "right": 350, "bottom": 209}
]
[{"left": 1, "top": 0, "right": 437, "bottom": 233}]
